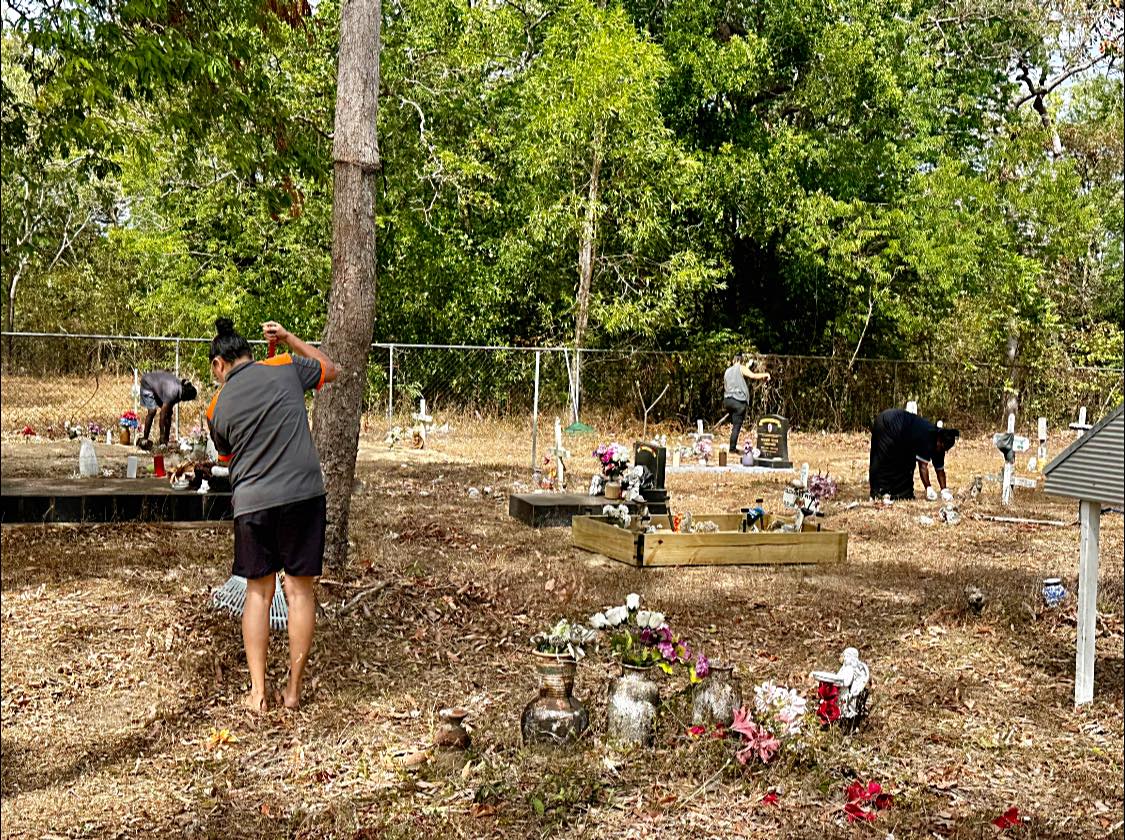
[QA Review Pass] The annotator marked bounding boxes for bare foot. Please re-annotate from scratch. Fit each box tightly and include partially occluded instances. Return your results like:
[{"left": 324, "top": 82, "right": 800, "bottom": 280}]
[
  {"left": 243, "top": 691, "right": 269, "bottom": 713},
  {"left": 280, "top": 688, "right": 301, "bottom": 710}
]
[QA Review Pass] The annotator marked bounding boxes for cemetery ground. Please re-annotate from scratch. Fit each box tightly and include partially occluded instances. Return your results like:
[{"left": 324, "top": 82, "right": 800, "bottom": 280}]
[{"left": 1, "top": 418, "right": 1123, "bottom": 839}]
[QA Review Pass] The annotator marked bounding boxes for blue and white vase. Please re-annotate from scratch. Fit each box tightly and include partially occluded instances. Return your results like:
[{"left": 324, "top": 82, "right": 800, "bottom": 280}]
[{"left": 1042, "top": 577, "right": 1066, "bottom": 608}]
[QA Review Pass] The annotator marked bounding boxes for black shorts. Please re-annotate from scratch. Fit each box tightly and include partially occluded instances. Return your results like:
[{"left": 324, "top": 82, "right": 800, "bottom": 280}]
[{"left": 233, "top": 495, "right": 326, "bottom": 579}]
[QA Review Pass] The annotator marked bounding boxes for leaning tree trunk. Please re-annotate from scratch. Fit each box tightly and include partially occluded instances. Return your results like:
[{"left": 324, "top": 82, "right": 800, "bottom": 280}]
[
  {"left": 312, "top": 0, "right": 381, "bottom": 568},
  {"left": 572, "top": 138, "right": 602, "bottom": 423}
]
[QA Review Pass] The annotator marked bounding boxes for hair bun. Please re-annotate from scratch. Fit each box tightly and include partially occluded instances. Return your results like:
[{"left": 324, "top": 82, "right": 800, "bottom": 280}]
[{"left": 215, "top": 317, "right": 236, "bottom": 337}]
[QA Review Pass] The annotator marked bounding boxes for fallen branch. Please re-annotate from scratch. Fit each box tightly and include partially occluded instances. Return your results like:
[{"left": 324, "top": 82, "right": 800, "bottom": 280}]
[
  {"left": 974, "top": 514, "right": 1073, "bottom": 527},
  {"left": 338, "top": 581, "right": 389, "bottom": 615}
]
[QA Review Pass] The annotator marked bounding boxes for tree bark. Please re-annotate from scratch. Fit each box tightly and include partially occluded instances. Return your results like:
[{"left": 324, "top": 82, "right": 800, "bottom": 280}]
[
  {"left": 572, "top": 137, "right": 602, "bottom": 422},
  {"left": 312, "top": 0, "right": 381, "bottom": 568}
]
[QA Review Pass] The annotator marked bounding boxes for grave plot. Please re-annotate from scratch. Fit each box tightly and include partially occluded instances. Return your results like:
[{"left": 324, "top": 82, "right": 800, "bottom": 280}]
[
  {"left": 1, "top": 476, "right": 232, "bottom": 523},
  {"left": 573, "top": 512, "right": 847, "bottom": 567}
]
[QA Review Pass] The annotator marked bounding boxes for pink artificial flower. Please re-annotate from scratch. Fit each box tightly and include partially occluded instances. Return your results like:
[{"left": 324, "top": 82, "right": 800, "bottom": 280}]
[{"left": 731, "top": 708, "right": 781, "bottom": 764}]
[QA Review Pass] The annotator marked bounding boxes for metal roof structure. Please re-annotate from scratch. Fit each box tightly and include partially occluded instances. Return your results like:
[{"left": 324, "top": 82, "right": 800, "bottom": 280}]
[{"left": 1043, "top": 403, "right": 1124, "bottom": 506}]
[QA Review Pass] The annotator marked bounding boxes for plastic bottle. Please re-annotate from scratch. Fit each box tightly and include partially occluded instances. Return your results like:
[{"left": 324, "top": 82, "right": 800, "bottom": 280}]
[{"left": 78, "top": 439, "right": 99, "bottom": 477}]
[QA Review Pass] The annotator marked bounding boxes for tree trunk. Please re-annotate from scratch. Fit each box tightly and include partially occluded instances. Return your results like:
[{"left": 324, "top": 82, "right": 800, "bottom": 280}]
[
  {"left": 572, "top": 138, "right": 602, "bottom": 422},
  {"left": 312, "top": 0, "right": 382, "bottom": 568}
]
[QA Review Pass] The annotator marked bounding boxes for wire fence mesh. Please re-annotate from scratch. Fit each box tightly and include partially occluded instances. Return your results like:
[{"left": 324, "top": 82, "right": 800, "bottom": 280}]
[{"left": 2, "top": 333, "right": 1122, "bottom": 439}]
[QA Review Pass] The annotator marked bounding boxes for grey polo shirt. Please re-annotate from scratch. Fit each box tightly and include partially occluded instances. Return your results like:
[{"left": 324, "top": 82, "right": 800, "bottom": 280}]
[{"left": 207, "top": 353, "right": 326, "bottom": 518}]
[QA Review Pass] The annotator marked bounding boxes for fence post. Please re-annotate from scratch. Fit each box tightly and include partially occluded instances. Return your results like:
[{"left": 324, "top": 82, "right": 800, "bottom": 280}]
[
  {"left": 173, "top": 338, "right": 181, "bottom": 441},
  {"left": 387, "top": 344, "right": 395, "bottom": 419},
  {"left": 531, "top": 350, "right": 541, "bottom": 474}
]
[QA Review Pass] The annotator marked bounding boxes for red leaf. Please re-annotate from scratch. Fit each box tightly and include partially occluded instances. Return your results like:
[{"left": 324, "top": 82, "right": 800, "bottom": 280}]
[
  {"left": 992, "top": 807, "right": 1020, "bottom": 829},
  {"left": 874, "top": 793, "right": 894, "bottom": 810},
  {"left": 761, "top": 792, "right": 780, "bottom": 807}
]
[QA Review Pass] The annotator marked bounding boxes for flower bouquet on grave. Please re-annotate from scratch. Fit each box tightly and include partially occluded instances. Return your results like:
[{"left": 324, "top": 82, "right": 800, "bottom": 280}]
[
  {"left": 807, "top": 471, "right": 838, "bottom": 503},
  {"left": 692, "top": 436, "right": 714, "bottom": 463},
  {"left": 384, "top": 425, "right": 404, "bottom": 449},
  {"left": 119, "top": 410, "right": 139, "bottom": 430},
  {"left": 65, "top": 420, "right": 84, "bottom": 440},
  {"left": 87, "top": 422, "right": 105, "bottom": 440},
  {"left": 728, "top": 680, "right": 810, "bottom": 767},
  {"left": 530, "top": 618, "right": 596, "bottom": 662},
  {"left": 523, "top": 619, "right": 596, "bottom": 745},
  {"left": 593, "top": 442, "right": 631, "bottom": 479}
]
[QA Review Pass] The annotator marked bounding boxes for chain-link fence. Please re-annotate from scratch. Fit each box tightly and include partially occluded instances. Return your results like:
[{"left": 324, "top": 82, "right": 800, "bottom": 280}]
[{"left": 2, "top": 332, "right": 1122, "bottom": 439}]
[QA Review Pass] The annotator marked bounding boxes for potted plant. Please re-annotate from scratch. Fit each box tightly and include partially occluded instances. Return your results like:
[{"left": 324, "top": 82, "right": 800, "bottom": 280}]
[{"left": 522, "top": 619, "right": 595, "bottom": 746}]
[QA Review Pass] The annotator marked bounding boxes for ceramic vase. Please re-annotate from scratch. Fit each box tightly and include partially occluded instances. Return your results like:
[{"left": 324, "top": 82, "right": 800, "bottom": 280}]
[
  {"left": 607, "top": 664, "right": 660, "bottom": 746},
  {"left": 521, "top": 653, "right": 589, "bottom": 746},
  {"left": 1042, "top": 577, "right": 1066, "bottom": 608},
  {"left": 691, "top": 663, "right": 742, "bottom": 727}
]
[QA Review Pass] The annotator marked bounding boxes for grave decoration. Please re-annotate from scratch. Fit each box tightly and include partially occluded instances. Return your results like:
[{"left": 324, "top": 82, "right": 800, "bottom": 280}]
[
  {"left": 522, "top": 619, "right": 595, "bottom": 746},
  {"left": 741, "top": 439, "right": 760, "bottom": 467},
  {"left": 119, "top": 410, "right": 139, "bottom": 445},
  {"left": 385, "top": 426, "right": 405, "bottom": 448},
  {"left": 811, "top": 647, "right": 870, "bottom": 733},
  {"left": 754, "top": 414, "right": 793, "bottom": 469},
  {"left": 726, "top": 680, "right": 809, "bottom": 766},
  {"left": 66, "top": 421, "right": 84, "bottom": 440},
  {"left": 991, "top": 413, "right": 1034, "bottom": 505},
  {"left": 691, "top": 661, "right": 742, "bottom": 727},
  {"left": 588, "top": 594, "right": 709, "bottom": 745},
  {"left": 601, "top": 503, "right": 632, "bottom": 529}
]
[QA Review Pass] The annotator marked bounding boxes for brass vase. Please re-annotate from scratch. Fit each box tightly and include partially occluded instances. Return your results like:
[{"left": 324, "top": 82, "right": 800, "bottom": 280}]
[{"left": 521, "top": 652, "right": 589, "bottom": 746}]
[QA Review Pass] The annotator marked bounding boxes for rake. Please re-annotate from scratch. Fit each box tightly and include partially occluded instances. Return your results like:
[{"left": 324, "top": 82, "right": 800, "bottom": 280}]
[{"left": 210, "top": 574, "right": 289, "bottom": 630}]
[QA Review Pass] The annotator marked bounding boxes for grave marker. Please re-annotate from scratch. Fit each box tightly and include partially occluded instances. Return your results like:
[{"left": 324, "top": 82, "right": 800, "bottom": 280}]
[
  {"left": 755, "top": 414, "right": 792, "bottom": 469},
  {"left": 550, "top": 417, "right": 571, "bottom": 492},
  {"left": 633, "top": 442, "right": 667, "bottom": 489}
]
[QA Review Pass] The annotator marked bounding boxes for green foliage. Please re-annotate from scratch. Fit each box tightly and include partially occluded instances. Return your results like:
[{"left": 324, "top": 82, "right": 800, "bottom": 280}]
[{"left": 4, "top": 0, "right": 1122, "bottom": 404}]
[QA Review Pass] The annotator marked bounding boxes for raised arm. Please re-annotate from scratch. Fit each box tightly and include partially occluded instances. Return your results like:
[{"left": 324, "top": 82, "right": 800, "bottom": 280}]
[{"left": 261, "top": 321, "right": 340, "bottom": 384}]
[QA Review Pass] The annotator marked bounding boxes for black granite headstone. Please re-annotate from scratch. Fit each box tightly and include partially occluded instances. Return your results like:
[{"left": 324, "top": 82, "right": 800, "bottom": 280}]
[
  {"left": 754, "top": 414, "right": 792, "bottom": 469},
  {"left": 633, "top": 442, "right": 667, "bottom": 489}
]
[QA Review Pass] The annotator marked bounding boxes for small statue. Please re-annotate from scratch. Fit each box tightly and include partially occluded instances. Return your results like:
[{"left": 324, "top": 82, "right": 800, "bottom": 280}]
[{"left": 811, "top": 647, "right": 870, "bottom": 732}]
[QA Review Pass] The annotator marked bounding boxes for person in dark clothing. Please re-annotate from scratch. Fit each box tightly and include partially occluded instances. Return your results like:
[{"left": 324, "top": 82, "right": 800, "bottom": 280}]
[
  {"left": 138, "top": 370, "right": 198, "bottom": 448},
  {"left": 722, "top": 353, "right": 770, "bottom": 452},
  {"left": 868, "top": 408, "right": 960, "bottom": 500}
]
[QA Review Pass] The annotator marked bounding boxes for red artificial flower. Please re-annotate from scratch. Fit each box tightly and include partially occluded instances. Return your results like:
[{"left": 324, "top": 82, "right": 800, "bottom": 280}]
[
  {"left": 761, "top": 792, "right": 780, "bottom": 807},
  {"left": 846, "top": 781, "right": 867, "bottom": 804},
  {"left": 687, "top": 725, "right": 707, "bottom": 737},
  {"left": 817, "top": 682, "right": 840, "bottom": 701},
  {"left": 817, "top": 697, "right": 841, "bottom": 725},
  {"left": 710, "top": 723, "right": 727, "bottom": 739},
  {"left": 992, "top": 807, "right": 1020, "bottom": 830},
  {"left": 875, "top": 792, "right": 894, "bottom": 810},
  {"left": 20, "top": 425, "right": 35, "bottom": 436},
  {"left": 845, "top": 801, "right": 877, "bottom": 823}
]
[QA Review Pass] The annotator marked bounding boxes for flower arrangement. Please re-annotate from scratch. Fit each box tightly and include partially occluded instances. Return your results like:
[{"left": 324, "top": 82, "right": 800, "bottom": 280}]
[
  {"left": 531, "top": 619, "right": 595, "bottom": 661},
  {"left": 385, "top": 426, "right": 404, "bottom": 448},
  {"left": 741, "top": 439, "right": 760, "bottom": 457},
  {"left": 729, "top": 680, "right": 809, "bottom": 765},
  {"left": 602, "top": 503, "right": 632, "bottom": 529},
  {"left": 816, "top": 682, "right": 841, "bottom": 725},
  {"left": 692, "top": 436, "right": 714, "bottom": 460},
  {"left": 87, "top": 422, "right": 105, "bottom": 439},
  {"left": 593, "top": 442, "right": 630, "bottom": 478},
  {"left": 589, "top": 594, "right": 709, "bottom": 680},
  {"left": 119, "top": 410, "right": 139, "bottom": 430},
  {"left": 65, "top": 421, "right": 85, "bottom": 440},
  {"left": 844, "top": 780, "right": 893, "bottom": 822},
  {"left": 807, "top": 471, "right": 838, "bottom": 502}
]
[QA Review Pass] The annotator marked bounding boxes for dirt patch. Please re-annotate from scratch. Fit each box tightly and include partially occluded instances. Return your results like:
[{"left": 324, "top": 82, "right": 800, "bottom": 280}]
[{"left": 2, "top": 424, "right": 1122, "bottom": 838}]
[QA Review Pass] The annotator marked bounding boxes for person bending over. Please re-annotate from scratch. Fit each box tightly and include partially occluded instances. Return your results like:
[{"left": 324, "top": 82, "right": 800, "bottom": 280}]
[
  {"left": 207, "top": 318, "right": 339, "bottom": 712},
  {"left": 722, "top": 352, "right": 771, "bottom": 453},
  {"left": 868, "top": 408, "right": 960, "bottom": 500},
  {"left": 138, "top": 370, "right": 198, "bottom": 448}
]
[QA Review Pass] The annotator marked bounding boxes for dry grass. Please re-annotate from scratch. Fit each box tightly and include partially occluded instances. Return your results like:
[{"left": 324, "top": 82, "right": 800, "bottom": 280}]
[{"left": 1, "top": 418, "right": 1122, "bottom": 839}]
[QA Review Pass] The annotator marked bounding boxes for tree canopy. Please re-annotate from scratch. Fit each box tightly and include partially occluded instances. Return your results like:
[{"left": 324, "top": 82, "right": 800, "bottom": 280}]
[{"left": 3, "top": 0, "right": 1122, "bottom": 376}]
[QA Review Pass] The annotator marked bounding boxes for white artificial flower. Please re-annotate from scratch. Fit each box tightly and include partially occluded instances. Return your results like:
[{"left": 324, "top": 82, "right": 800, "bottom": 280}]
[
  {"left": 589, "top": 612, "right": 608, "bottom": 629},
  {"left": 648, "top": 611, "right": 665, "bottom": 629},
  {"left": 626, "top": 593, "right": 641, "bottom": 610},
  {"left": 605, "top": 605, "right": 629, "bottom": 626},
  {"left": 636, "top": 609, "right": 652, "bottom": 628}
]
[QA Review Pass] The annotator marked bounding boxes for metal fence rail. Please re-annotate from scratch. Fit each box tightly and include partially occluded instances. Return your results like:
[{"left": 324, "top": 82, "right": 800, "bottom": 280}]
[{"left": 2, "top": 332, "right": 1122, "bottom": 439}]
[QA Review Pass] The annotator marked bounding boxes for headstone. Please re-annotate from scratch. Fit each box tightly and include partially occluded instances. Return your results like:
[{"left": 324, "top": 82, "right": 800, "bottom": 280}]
[
  {"left": 633, "top": 442, "right": 667, "bottom": 489},
  {"left": 1069, "top": 406, "right": 1092, "bottom": 437},
  {"left": 754, "top": 414, "right": 792, "bottom": 469},
  {"left": 1036, "top": 417, "right": 1048, "bottom": 467}
]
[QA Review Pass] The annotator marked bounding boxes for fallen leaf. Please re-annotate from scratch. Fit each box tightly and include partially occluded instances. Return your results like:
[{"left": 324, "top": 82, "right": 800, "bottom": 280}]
[{"left": 992, "top": 807, "right": 1020, "bottom": 830}]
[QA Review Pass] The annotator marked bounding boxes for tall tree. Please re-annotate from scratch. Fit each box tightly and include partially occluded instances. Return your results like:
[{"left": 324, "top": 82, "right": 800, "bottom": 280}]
[{"left": 312, "top": 0, "right": 382, "bottom": 567}]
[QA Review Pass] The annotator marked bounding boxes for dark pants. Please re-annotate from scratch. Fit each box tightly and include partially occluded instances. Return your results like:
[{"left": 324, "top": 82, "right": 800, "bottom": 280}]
[{"left": 724, "top": 397, "right": 748, "bottom": 452}]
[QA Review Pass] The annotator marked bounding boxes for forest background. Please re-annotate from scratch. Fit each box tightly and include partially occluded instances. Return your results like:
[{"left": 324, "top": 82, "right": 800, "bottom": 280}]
[{"left": 2, "top": 0, "right": 1123, "bottom": 408}]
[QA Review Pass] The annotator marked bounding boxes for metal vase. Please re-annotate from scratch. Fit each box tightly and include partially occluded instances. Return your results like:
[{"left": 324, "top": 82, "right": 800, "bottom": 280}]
[
  {"left": 606, "top": 664, "right": 661, "bottom": 746},
  {"left": 691, "top": 663, "right": 742, "bottom": 727},
  {"left": 521, "top": 653, "right": 589, "bottom": 746}
]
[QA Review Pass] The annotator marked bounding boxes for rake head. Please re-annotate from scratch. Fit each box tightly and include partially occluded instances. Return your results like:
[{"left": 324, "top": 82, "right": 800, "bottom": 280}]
[{"left": 210, "top": 574, "right": 288, "bottom": 631}]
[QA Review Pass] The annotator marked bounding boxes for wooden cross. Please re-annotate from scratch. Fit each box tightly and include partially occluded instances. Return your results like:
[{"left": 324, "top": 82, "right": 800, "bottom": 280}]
[{"left": 549, "top": 417, "right": 571, "bottom": 492}]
